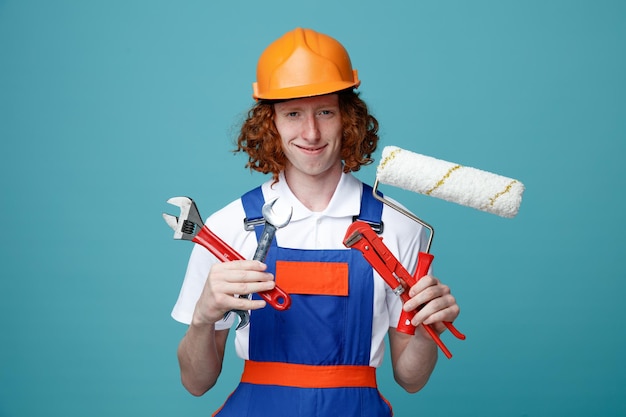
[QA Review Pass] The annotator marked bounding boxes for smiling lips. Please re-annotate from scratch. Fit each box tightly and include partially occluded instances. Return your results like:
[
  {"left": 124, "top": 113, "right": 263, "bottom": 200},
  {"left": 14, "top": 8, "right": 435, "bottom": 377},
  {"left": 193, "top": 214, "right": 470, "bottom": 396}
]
[{"left": 295, "top": 144, "right": 327, "bottom": 153}]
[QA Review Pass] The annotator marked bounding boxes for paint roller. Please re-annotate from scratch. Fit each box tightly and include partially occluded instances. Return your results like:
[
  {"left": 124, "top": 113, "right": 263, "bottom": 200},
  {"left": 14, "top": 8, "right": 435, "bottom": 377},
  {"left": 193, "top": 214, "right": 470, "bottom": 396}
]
[
  {"left": 375, "top": 145, "right": 525, "bottom": 219},
  {"left": 345, "top": 145, "right": 524, "bottom": 358}
]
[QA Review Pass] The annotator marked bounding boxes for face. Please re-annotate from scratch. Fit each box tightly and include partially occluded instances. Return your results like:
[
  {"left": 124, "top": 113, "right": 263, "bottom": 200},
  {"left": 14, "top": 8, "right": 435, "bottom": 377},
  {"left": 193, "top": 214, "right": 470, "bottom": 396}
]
[{"left": 273, "top": 94, "right": 343, "bottom": 183}]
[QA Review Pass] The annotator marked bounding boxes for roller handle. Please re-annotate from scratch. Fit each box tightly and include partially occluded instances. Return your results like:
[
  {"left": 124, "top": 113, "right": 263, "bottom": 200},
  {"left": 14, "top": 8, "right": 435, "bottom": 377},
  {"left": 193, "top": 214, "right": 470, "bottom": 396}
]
[
  {"left": 396, "top": 252, "right": 465, "bottom": 358},
  {"left": 193, "top": 225, "right": 291, "bottom": 311}
]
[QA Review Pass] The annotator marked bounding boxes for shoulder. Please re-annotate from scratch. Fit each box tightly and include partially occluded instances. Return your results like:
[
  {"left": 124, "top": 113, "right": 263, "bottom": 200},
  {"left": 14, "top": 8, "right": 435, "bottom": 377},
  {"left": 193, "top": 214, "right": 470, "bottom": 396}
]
[{"left": 206, "top": 198, "right": 246, "bottom": 230}]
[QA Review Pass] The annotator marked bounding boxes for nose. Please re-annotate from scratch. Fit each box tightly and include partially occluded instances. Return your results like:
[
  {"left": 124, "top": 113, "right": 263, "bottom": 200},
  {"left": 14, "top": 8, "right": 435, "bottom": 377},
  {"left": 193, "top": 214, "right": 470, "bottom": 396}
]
[{"left": 301, "top": 114, "right": 321, "bottom": 141}]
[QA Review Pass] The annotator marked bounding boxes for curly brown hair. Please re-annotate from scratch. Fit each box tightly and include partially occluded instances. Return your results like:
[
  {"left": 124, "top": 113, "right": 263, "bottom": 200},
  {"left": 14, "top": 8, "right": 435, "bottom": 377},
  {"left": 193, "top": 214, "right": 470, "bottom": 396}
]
[{"left": 234, "top": 90, "right": 379, "bottom": 183}]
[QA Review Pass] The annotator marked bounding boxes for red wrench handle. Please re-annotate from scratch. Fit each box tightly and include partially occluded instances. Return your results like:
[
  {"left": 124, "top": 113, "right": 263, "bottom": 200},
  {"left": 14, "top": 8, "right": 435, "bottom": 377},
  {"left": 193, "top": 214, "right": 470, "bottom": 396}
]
[
  {"left": 193, "top": 225, "right": 291, "bottom": 311},
  {"left": 396, "top": 252, "right": 466, "bottom": 358}
]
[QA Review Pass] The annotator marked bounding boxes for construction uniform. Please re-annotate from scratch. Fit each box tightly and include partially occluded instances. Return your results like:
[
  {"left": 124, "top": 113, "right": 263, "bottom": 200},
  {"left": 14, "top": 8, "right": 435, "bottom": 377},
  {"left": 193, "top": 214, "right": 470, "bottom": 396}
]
[{"left": 172, "top": 172, "right": 427, "bottom": 417}]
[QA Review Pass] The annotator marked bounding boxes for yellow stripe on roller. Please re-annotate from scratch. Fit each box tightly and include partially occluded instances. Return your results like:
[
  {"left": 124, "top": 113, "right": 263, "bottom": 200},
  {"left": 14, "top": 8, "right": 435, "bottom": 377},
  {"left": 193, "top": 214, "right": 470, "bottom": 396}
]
[
  {"left": 425, "top": 165, "right": 462, "bottom": 195},
  {"left": 488, "top": 180, "right": 518, "bottom": 207},
  {"left": 379, "top": 148, "right": 402, "bottom": 171}
]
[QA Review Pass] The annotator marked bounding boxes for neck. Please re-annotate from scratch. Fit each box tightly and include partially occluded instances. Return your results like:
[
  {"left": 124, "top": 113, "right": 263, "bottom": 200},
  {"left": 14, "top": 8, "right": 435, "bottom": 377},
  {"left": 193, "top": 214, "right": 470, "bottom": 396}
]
[{"left": 284, "top": 164, "right": 343, "bottom": 212}]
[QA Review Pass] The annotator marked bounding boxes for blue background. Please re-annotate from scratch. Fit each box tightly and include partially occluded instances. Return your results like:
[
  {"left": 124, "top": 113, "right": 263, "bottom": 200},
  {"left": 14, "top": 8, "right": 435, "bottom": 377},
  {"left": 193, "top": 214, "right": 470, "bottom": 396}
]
[{"left": 1, "top": 1, "right": 624, "bottom": 416}]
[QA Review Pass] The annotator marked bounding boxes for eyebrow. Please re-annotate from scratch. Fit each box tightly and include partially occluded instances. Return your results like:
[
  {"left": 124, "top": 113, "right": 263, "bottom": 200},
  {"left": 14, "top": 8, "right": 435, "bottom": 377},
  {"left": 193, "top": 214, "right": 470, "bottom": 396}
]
[{"left": 277, "top": 102, "right": 339, "bottom": 112}]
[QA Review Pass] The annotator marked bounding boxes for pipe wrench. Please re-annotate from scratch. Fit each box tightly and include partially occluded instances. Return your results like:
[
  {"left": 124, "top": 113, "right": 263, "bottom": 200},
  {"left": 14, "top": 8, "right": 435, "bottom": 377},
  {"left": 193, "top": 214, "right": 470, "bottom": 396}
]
[
  {"left": 163, "top": 196, "right": 291, "bottom": 329},
  {"left": 343, "top": 221, "right": 465, "bottom": 359}
]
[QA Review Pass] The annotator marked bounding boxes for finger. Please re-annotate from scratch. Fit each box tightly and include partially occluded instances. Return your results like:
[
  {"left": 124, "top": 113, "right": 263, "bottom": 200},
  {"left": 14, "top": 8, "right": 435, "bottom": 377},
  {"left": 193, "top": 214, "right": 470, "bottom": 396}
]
[
  {"left": 228, "top": 279, "right": 276, "bottom": 297},
  {"left": 220, "top": 259, "right": 268, "bottom": 272},
  {"left": 408, "top": 274, "right": 440, "bottom": 297},
  {"left": 422, "top": 304, "right": 460, "bottom": 326},
  {"left": 222, "top": 271, "right": 276, "bottom": 287},
  {"left": 211, "top": 266, "right": 275, "bottom": 286},
  {"left": 229, "top": 296, "right": 267, "bottom": 312},
  {"left": 411, "top": 295, "right": 460, "bottom": 326},
  {"left": 213, "top": 260, "right": 271, "bottom": 278},
  {"left": 404, "top": 282, "right": 450, "bottom": 313}
]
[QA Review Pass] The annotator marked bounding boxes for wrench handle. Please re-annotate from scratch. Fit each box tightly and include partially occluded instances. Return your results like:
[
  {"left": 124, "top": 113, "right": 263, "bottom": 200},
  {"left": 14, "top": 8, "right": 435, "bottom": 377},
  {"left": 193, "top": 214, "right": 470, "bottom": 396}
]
[
  {"left": 412, "top": 252, "right": 465, "bottom": 340},
  {"left": 397, "top": 252, "right": 465, "bottom": 358},
  {"left": 250, "top": 224, "right": 291, "bottom": 310},
  {"left": 258, "top": 284, "right": 291, "bottom": 310},
  {"left": 193, "top": 225, "right": 245, "bottom": 263},
  {"left": 396, "top": 252, "right": 433, "bottom": 334},
  {"left": 253, "top": 223, "right": 277, "bottom": 262},
  {"left": 192, "top": 225, "right": 291, "bottom": 311}
]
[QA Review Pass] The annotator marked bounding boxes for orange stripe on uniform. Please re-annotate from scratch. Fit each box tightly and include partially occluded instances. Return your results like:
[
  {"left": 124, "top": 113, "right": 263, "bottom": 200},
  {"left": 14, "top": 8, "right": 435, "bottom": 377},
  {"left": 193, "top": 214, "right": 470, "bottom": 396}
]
[
  {"left": 241, "top": 361, "right": 378, "bottom": 388},
  {"left": 275, "top": 261, "right": 349, "bottom": 296}
]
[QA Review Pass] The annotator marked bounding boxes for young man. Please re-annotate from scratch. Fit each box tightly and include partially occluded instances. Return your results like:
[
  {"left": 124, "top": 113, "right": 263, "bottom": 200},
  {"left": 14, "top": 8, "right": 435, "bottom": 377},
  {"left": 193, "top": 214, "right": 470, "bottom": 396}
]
[{"left": 171, "top": 28, "right": 460, "bottom": 416}]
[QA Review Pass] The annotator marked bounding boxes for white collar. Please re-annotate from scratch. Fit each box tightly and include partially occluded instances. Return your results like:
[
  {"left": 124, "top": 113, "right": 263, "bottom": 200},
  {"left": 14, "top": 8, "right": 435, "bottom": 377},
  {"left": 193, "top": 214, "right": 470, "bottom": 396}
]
[{"left": 262, "top": 172, "right": 362, "bottom": 221}]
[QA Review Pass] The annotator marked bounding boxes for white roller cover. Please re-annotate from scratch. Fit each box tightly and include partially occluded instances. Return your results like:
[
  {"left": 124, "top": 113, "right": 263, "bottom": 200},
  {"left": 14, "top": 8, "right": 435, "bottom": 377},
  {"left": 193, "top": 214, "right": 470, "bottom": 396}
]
[{"left": 376, "top": 146, "right": 525, "bottom": 218}]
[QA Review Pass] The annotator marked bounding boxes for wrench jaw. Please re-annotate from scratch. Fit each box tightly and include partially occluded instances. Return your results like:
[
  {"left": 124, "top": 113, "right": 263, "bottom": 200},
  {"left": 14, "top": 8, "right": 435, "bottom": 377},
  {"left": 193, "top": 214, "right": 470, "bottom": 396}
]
[
  {"left": 343, "top": 222, "right": 405, "bottom": 297},
  {"left": 262, "top": 198, "right": 293, "bottom": 228},
  {"left": 224, "top": 307, "right": 251, "bottom": 330},
  {"left": 235, "top": 311, "right": 250, "bottom": 330},
  {"left": 343, "top": 229, "right": 364, "bottom": 249},
  {"left": 163, "top": 196, "right": 205, "bottom": 241},
  {"left": 162, "top": 213, "right": 181, "bottom": 236},
  {"left": 253, "top": 198, "right": 293, "bottom": 262}
]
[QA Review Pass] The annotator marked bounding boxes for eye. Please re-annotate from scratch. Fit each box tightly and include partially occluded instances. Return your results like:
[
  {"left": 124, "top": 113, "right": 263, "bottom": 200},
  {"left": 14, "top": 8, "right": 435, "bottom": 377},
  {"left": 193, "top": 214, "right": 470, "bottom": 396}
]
[
  {"left": 280, "top": 111, "right": 301, "bottom": 118},
  {"left": 318, "top": 109, "right": 335, "bottom": 117}
]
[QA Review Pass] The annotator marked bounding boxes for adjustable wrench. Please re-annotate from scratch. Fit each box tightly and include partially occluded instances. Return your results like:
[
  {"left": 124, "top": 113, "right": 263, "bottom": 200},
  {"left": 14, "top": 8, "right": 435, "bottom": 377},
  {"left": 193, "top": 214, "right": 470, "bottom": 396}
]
[
  {"left": 343, "top": 221, "right": 465, "bottom": 359},
  {"left": 163, "top": 196, "right": 292, "bottom": 329}
]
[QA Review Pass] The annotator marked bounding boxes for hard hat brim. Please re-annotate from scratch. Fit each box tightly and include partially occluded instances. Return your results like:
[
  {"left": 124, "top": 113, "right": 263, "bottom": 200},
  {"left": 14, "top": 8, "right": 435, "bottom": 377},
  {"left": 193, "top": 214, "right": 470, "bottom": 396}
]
[{"left": 253, "top": 77, "right": 360, "bottom": 101}]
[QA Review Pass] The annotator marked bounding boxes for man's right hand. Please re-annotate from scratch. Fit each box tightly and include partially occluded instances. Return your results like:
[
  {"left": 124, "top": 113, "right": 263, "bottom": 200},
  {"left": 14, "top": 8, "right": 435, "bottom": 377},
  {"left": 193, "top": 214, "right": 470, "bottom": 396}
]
[{"left": 191, "top": 260, "right": 276, "bottom": 327}]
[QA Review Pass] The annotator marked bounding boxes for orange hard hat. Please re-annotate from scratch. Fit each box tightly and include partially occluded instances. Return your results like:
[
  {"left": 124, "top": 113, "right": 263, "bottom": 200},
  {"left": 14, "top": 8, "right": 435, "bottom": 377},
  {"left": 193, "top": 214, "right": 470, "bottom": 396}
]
[{"left": 252, "top": 28, "right": 360, "bottom": 100}]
